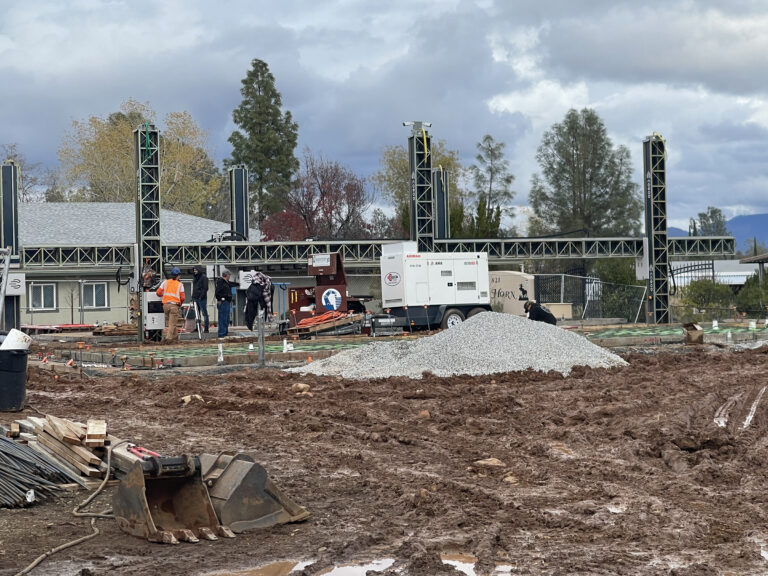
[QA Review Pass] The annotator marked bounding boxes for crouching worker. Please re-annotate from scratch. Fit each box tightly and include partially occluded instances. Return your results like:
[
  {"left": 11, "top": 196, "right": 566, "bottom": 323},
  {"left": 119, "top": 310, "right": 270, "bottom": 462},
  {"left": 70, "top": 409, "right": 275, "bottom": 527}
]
[
  {"left": 245, "top": 271, "right": 273, "bottom": 331},
  {"left": 524, "top": 300, "right": 557, "bottom": 326},
  {"left": 156, "top": 267, "right": 185, "bottom": 343}
]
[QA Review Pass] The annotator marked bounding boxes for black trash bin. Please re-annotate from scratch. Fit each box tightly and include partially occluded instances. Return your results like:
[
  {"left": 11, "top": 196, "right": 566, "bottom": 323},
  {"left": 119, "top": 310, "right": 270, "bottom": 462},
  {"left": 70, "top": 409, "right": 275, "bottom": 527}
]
[{"left": 0, "top": 349, "right": 29, "bottom": 411}]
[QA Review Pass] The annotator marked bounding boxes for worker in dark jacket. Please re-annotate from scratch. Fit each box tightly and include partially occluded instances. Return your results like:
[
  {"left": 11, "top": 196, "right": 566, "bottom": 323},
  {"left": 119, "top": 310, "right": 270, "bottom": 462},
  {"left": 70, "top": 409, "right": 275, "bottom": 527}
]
[
  {"left": 214, "top": 269, "right": 234, "bottom": 338},
  {"left": 244, "top": 271, "right": 273, "bottom": 330},
  {"left": 191, "top": 265, "right": 209, "bottom": 333},
  {"left": 524, "top": 300, "right": 557, "bottom": 326},
  {"left": 244, "top": 279, "right": 264, "bottom": 331}
]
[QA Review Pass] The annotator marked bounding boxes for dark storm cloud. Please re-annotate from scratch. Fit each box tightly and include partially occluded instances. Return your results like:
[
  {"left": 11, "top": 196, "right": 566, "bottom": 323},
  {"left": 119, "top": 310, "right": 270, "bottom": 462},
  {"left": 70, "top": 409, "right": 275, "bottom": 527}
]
[{"left": 3, "top": 0, "right": 768, "bottom": 229}]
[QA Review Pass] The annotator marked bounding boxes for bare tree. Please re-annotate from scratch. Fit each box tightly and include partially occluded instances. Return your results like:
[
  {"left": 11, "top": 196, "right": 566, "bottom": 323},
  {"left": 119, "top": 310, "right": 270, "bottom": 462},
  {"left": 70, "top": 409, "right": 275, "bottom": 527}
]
[
  {"left": 0, "top": 143, "right": 44, "bottom": 202},
  {"left": 263, "top": 149, "right": 372, "bottom": 240}
]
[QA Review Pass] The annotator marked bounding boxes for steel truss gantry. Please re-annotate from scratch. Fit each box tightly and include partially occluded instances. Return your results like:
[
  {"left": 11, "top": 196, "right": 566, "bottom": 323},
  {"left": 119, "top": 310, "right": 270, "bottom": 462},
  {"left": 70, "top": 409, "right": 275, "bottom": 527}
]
[{"left": 19, "top": 236, "right": 734, "bottom": 270}]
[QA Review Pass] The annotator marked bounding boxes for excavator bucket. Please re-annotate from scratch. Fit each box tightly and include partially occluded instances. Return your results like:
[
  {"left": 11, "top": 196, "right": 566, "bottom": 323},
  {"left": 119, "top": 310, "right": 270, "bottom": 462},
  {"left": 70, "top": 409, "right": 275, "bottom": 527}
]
[
  {"left": 113, "top": 459, "right": 235, "bottom": 544},
  {"left": 200, "top": 452, "right": 310, "bottom": 533}
]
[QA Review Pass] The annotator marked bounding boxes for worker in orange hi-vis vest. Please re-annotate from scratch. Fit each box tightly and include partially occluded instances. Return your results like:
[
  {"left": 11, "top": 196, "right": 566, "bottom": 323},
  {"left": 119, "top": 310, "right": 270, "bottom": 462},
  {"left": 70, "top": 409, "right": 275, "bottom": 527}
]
[{"left": 156, "top": 267, "right": 186, "bottom": 344}]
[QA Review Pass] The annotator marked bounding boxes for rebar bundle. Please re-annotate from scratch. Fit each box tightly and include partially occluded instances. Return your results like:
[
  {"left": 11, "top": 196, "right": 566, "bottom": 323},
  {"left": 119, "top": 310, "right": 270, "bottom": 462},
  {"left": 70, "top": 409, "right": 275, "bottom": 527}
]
[{"left": 0, "top": 436, "right": 75, "bottom": 507}]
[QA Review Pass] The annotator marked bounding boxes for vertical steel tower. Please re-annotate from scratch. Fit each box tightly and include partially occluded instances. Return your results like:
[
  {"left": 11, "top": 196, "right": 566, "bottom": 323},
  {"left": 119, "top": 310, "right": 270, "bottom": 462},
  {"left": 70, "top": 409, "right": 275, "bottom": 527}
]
[
  {"left": 134, "top": 124, "right": 162, "bottom": 278},
  {"left": 134, "top": 124, "right": 162, "bottom": 341},
  {"left": 0, "top": 160, "right": 20, "bottom": 330},
  {"left": 405, "top": 122, "right": 434, "bottom": 252},
  {"left": 643, "top": 134, "right": 670, "bottom": 324},
  {"left": 229, "top": 165, "right": 249, "bottom": 240}
]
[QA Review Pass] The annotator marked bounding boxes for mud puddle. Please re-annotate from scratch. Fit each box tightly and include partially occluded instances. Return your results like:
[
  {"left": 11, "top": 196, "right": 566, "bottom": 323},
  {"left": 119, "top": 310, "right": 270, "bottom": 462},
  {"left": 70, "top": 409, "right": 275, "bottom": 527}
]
[{"left": 212, "top": 554, "right": 512, "bottom": 575}]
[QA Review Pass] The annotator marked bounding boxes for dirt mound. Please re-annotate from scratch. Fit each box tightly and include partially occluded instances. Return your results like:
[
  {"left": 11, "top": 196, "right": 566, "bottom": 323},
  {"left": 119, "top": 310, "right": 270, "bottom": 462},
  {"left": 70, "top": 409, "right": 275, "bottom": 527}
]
[{"left": 3, "top": 346, "right": 768, "bottom": 574}]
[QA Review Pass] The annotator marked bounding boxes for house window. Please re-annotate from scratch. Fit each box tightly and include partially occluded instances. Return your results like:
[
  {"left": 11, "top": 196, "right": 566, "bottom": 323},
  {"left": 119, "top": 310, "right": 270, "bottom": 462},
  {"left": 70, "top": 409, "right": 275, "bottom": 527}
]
[
  {"left": 83, "top": 282, "right": 108, "bottom": 308},
  {"left": 30, "top": 284, "right": 56, "bottom": 311}
]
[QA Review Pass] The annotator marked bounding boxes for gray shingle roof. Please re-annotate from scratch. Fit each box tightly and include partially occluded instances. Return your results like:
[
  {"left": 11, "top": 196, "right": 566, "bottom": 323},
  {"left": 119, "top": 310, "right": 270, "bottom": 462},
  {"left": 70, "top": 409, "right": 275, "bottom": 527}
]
[{"left": 19, "top": 202, "right": 258, "bottom": 246}]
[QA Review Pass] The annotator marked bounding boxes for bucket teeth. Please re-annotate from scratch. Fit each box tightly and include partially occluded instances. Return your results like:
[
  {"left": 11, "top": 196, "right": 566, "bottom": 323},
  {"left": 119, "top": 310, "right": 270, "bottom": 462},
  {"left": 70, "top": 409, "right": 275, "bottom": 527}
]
[
  {"left": 217, "top": 525, "right": 236, "bottom": 539},
  {"left": 156, "top": 531, "right": 179, "bottom": 545},
  {"left": 174, "top": 529, "right": 199, "bottom": 543},
  {"left": 197, "top": 527, "right": 218, "bottom": 541}
]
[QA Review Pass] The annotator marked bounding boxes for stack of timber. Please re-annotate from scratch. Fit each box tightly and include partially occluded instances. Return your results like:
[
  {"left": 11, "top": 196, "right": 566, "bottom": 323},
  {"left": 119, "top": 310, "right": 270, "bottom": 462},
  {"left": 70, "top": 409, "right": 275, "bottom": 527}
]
[
  {"left": 93, "top": 322, "right": 137, "bottom": 336},
  {"left": 16, "top": 415, "right": 109, "bottom": 479}
]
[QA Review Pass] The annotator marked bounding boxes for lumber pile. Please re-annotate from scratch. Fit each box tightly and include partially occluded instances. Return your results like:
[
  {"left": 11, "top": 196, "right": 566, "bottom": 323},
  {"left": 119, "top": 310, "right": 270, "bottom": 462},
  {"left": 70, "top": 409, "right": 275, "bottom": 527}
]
[
  {"left": 93, "top": 322, "right": 137, "bottom": 336},
  {"left": 13, "top": 415, "right": 110, "bottom": 479}
]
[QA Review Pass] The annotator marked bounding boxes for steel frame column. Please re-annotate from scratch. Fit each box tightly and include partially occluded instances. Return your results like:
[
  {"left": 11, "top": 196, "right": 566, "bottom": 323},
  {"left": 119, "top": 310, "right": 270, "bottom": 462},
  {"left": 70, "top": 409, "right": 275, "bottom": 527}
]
[
  {"left": 643, "top": 134, "right": 670, "bottom": 324},
  {"left": 433, "top": 167, "right": 450, "bottom": 239},
  {"left": 0, "top": 161, "right": 20, "bottom": 254},
  {"left": 229, "top": 165, "right": 249, "bottom": 240},
  {"left": 0, "top": 161, "right": 20, "bottom": 330},
  {"left": 134, "top": 125, "right": 161, "bottom": 277},
  {"left": 133, "top": 124, "right": 161, "bottom": 341},
  {"left": 407, "top": 123, "right": 434, "bottom": 252}
]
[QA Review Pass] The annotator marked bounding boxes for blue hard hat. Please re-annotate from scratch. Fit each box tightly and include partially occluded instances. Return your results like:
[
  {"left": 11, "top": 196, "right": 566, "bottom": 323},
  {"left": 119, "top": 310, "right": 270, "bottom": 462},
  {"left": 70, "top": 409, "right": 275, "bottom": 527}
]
[{"left": 171, "top": 267, "right": 181, "bottom": 276}]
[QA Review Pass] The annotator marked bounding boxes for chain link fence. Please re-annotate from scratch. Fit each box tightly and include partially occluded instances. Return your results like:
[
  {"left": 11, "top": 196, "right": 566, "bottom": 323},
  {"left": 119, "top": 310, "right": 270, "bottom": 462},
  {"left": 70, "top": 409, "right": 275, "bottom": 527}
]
[{"left": 535, "top": 274, "right": 647, "bottom": 322}]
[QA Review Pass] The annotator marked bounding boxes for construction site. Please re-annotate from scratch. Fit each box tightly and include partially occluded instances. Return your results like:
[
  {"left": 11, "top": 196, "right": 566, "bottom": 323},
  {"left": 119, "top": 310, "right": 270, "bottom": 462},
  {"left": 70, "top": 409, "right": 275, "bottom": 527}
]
[{"left": 3, "top": 127, "right": 768, "bottom": 575}]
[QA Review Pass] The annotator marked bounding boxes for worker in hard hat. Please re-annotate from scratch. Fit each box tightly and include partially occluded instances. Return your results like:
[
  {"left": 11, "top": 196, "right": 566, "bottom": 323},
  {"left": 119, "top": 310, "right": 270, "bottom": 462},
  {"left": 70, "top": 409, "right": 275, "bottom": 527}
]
[
  {"left": 156, "top": 267, "right": 186, "bottom": 344},
  {"left": 524, "top": 300, "right": 557, "bottom": 326}
]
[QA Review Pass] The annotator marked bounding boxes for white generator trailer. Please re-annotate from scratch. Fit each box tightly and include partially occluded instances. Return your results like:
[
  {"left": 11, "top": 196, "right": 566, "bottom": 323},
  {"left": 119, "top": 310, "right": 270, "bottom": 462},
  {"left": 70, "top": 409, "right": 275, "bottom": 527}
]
[{"left": 379, "top": 242, "right": 492, "bottom": 330}]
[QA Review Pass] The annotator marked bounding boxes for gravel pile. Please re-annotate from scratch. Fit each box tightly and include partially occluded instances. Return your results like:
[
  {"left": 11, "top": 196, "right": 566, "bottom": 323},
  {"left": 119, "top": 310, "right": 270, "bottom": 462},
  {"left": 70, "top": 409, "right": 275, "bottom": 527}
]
[{"left": 288, "top": 311, "right": 627, "bottom": 379}]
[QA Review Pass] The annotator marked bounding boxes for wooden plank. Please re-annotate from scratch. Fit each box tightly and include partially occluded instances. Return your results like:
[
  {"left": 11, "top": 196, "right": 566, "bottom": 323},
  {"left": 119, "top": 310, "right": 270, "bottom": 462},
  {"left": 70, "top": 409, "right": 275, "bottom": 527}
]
[
  {"left": 58, "top": 479, "right": 120, "bottom": 491},
  {"left": 19, "top": 432, "right": 37, "bottom": 443},
  {"left": 85, "top": 419, "right": 107, "bottom": 447},
  {"left": 27, "top": 441, "right": 89, "bottom": 486},
  {"left": 27, "top": 416, "right": 47, "bottom": 434},
  {"left": 61, "top": 418, "right": 87, "bottom": 440},
  {"left": 38, "top": 428, "right": 103, "bottom": 467},
  {"left": 45, "top": 415, "right": 81, "bottom": 445},
  {"left": 37, "top": 432, "right": 102, "bottom": 477},
  {"left": 15, "top": 418, "right": 38, "bottom": 435},
  {"left": 86, "top": 419, "right": 107, "bottom": 438},
  {"left": 44, "top": 415, "right": 71, "bottom": 442},
  {"left": 9, "top": 422, "right": 20, "bottom": 437}
]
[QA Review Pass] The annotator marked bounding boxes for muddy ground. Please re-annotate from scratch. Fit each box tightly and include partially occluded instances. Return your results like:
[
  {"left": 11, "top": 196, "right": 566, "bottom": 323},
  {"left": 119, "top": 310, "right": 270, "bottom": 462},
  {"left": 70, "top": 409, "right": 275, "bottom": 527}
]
[{"left": 3, "top": 344, "right": 768, "bottom": 575}]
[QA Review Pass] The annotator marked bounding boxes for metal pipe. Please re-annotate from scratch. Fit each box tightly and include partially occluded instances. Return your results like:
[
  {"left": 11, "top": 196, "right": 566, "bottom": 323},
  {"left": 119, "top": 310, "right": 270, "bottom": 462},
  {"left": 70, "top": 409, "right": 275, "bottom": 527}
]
[{"left": 257, "top": 307, "right": 265, "bottom": 367}]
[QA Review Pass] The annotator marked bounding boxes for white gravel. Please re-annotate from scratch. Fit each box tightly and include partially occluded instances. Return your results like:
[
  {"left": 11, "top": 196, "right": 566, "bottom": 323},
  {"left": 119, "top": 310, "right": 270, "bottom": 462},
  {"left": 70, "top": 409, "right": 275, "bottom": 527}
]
[{"left": 288, "top": 311, "right": 627, "bottom": 379}]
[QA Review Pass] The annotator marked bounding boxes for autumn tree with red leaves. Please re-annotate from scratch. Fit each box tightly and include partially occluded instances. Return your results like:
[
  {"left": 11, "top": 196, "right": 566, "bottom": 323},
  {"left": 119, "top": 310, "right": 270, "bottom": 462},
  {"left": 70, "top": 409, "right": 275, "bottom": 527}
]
[{"left": 262, "top": 149, "right": 372, "bottom": 241}]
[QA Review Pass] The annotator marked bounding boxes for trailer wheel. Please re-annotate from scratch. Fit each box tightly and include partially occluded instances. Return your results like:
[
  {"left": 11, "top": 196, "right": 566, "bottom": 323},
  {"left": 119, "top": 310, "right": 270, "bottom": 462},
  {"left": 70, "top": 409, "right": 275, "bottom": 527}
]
[
  {"left": 441, "top": 308, "right": 465, "bottom": 329},
  {"left": 467, "top": 307, "right": 487, "bottom": 318}
]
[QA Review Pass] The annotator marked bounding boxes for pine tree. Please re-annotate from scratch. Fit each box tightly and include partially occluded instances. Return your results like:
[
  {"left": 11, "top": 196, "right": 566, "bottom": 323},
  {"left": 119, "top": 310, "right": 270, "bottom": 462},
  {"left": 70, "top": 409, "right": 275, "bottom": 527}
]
[
  {"left": 529, "top": 108, "right": 641, "bottom": 237},
  {"left": 469, "top": 134, "right": 515, "bottom": 237},
  {"left": 227, "top": 59, "right": 299, "bottom": 229}
]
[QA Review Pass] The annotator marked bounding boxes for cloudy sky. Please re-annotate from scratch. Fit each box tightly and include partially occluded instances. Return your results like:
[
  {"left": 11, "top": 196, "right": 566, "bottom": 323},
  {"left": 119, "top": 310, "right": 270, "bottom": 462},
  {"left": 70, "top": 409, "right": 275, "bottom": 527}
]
[{"left": 2, "top": 0, "right": 768, "bottom": 231}]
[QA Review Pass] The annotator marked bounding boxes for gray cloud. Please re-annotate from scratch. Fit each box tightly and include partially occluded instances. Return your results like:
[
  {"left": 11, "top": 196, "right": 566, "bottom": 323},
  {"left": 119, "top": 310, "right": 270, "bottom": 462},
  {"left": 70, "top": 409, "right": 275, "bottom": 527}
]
[{"left": 2, "top": 0, "right": 768, "bottom": 230}]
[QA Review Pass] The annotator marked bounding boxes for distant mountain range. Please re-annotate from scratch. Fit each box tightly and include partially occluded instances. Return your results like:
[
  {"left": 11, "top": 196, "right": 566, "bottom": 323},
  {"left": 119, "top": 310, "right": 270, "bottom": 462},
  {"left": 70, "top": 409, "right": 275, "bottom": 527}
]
[{"left": 668, "top": 214, "right": 768, "bottom": 252}]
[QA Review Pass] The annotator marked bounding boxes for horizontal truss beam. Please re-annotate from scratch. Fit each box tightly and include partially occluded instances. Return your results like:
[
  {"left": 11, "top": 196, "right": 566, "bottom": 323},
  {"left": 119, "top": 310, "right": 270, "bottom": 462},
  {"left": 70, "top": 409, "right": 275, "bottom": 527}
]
[{"left": 20, "top": 236, "right": 735, "bottom": 269}]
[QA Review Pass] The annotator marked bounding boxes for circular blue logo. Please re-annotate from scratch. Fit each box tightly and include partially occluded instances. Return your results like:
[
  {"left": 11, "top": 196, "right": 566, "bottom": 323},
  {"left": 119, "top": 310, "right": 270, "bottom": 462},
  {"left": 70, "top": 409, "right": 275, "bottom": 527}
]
[{"left": 321, "top": 288, "right": 342, "bottom": 311}]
